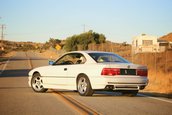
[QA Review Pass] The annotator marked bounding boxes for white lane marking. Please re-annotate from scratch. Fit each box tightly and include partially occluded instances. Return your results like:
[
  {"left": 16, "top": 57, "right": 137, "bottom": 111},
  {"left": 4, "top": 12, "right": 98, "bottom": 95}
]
[
  {"left": 0, "top": 59, "right": 10, "bottom": 75},
  {"left": 25, "top": 52, "right": 33, "bottom": 69},
  {"left": 138, "top": 93, "right": 172, "bottom": 104}
]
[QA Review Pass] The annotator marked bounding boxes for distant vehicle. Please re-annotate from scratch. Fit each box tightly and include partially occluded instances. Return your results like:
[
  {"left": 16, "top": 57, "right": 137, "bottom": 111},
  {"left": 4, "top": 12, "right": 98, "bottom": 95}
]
[{"left": 28, "top": 51, "right": 148, "bottom": 96}]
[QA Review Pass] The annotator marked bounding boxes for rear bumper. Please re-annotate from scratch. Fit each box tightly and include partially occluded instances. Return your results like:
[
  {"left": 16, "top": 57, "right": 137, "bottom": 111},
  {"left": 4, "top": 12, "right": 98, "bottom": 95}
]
[
  {"left": 105, "top": 83, "right": 147, "bottom": 91},
  {"left": 90, "top": 75, "right": 148, "bottom": 90}
]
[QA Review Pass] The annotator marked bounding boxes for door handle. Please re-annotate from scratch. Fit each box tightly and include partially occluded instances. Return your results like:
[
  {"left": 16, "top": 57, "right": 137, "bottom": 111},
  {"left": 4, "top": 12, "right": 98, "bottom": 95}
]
[{"left": 64, "top": 68, "right": 67, "bottom": 71}]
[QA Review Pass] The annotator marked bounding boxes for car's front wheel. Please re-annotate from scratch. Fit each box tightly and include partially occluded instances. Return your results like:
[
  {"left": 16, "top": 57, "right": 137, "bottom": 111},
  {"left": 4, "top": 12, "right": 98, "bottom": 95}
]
[
  {"left": 77, "top": 75, "right": 93, "bottom": 96},
  {"left": 31, "top": 73, "right": 48, "bottom": 93}
]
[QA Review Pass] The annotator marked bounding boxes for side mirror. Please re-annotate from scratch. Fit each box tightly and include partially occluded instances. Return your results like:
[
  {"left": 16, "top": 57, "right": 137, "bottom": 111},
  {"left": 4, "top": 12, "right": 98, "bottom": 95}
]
[{"left": 48, "top": 60, "right": 54, "bottom": 65}]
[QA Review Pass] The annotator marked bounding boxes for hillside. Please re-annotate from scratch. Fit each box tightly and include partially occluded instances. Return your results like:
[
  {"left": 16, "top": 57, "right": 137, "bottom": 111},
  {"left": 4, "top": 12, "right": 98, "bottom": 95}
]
[
  {"left": 0, "top": 40, "right": 43, "bottom": 56},
  {"left": 0, "top": 39, "right": 132, "bottom": 60},
  {"left": 88, "top": 41, "right": 131, "bottom": 60},
  {"left": 160, "top": 33, "right": 172, "bottom": 42}
]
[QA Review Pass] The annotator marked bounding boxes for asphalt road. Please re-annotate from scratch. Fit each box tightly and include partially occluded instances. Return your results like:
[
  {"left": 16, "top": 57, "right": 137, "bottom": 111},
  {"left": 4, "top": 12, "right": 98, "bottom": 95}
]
[{"left": 0, "top": 51, "right": 172, "bottom": 115}]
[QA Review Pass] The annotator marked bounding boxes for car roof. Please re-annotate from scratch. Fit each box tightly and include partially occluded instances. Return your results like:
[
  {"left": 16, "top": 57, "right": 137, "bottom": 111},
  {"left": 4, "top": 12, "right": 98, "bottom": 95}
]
[{"left": 69, "top": 50, "right": 113, "bottom": 54}]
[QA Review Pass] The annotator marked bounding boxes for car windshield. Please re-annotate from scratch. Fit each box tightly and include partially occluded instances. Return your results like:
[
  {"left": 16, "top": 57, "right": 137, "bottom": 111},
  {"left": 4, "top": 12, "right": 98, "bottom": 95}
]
[{"left": 88, "top": 53, "right": 130, "bottom": 63}]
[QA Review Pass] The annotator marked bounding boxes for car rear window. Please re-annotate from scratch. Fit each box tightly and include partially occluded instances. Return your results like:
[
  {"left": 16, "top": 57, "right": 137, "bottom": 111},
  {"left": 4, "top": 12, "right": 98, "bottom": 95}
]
[{"left": 88, "top": 53, "right": 129, "bottom": 63}]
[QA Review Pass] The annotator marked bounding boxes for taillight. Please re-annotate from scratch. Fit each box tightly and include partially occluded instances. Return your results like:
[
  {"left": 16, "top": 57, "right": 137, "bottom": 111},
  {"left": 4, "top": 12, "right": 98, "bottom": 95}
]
[
  {"left": 137, "top": 69, "right": 148, "bottom": 77},
  {"left": 101, "top": 68, "right": 120, "bottom": 76}
]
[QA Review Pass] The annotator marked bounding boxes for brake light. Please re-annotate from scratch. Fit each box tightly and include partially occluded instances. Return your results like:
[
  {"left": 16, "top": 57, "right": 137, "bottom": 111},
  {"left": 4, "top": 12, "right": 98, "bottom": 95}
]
[
  {"left": 101, "top": 68, "right": 120, "bottom": 76},
  {"left": 137, "top": 69, "right": 148, "bottom": 77}
]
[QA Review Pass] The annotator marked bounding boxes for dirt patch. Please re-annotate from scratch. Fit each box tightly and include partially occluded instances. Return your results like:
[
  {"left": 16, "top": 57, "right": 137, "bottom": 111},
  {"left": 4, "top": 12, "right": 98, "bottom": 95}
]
[
  {"left": 39, "top": 50, "right": 65, "bottom": 60},
  {"left": 4, "top": 51, "right": 16, "bottom": 57},
  {"left": 0, "top": 51, "right": 16, "bottom": 62}
]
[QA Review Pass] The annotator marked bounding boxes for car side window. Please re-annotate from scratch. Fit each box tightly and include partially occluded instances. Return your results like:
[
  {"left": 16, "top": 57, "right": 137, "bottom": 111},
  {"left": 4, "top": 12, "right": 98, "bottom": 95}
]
[
  {"left": 75, "top": 55, "right": 86, "bottom": 64},
  {"left": 88, "top": 53, "right": 129, "bottom": 63},
  {"left": 56, "top": 54, "right": 74, "bottom": 65},
  {"left": 53, "top": 53, "right": 86, "bottom": 65}
]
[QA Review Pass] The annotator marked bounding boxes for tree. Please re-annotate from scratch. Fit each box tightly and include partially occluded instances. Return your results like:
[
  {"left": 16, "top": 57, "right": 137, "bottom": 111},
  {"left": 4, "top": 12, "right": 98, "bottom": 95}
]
[
  {"left": 42, "top": 38, "right": 62, "bottom": 50},
  {"left": 99, "top": 34, "right": 106, "bottom": 43},
  {"left": 64, "top": 30, "right": 106, "bottom": 51},
  {"left": 64, "top": 36, "right": 78, "bottom": 51}
]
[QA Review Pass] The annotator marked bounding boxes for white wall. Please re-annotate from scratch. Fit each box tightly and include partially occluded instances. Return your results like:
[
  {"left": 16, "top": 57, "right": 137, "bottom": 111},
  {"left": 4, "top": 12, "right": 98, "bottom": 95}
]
[{"left": 132, "top": 34, "right": 159, "bottom": 54}]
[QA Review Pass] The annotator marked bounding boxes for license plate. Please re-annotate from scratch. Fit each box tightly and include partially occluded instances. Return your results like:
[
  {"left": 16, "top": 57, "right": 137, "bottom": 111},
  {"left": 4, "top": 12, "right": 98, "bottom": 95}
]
[{"left": 120, "top": 69, "right": 136, "bottom": 75}]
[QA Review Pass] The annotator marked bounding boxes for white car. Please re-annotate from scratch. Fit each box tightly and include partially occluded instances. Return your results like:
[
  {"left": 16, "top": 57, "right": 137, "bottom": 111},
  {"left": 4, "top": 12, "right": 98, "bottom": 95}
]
[{"left": 28, "top": 51, "right": 148, "bottom": 96}]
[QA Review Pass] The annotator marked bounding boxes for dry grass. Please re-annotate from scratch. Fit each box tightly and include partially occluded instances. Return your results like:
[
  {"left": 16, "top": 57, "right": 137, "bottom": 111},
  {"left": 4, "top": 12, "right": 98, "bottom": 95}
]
[
  {"left": 39, "top": 50, "right": 65, "bottom": 60},
  {"left": 133, "top": 51, "right": 172, "bottom": 93},
  {"left": 146, "top": 69, "right": 172, "bottom": 93},
  {"left": 0, "top": 51, "right": 16, "bottom": 61}
]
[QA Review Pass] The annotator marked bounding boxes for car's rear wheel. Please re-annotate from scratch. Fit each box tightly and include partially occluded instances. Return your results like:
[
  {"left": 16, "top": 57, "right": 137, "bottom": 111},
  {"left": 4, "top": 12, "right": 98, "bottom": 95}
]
[
  {"left": 121, "top": 90, "right": 138, "bottom": 96},
  {"left": 31, "top": 73, "right": 48, "bottom": 92},
  {"left": 77, "top": 75, "right": 93, "bottom": 96}
]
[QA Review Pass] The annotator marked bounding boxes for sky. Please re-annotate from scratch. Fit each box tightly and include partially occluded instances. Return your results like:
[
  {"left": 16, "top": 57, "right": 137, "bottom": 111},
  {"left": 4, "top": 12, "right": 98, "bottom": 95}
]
[{"left": 0, "top": 0, "right": 172, "bottom": 43}]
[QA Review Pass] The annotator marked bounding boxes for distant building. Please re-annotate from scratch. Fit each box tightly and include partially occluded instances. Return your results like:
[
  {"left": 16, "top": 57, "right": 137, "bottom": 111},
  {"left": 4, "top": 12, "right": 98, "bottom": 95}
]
[{"left": 132, "top": 34, "right": 170, "bottom": 54}]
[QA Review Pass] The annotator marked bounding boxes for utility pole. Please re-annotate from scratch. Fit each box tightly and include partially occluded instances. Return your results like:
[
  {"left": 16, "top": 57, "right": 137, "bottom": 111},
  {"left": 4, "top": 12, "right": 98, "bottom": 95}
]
[
  {"left": 1, "top": 24, "right": 6, "bottom": 50},
  {"left": 1, "top": 24, "right": 5, "bottom": 40},
  {"left": 83, "top": 24, "right": 85, "bottom": 33}
]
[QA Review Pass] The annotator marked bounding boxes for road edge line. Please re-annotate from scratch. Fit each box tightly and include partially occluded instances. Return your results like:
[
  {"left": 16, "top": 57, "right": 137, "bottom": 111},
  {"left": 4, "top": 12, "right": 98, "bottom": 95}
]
[
  {"left": 0, "top": 59, "right": 10, "bottom": 75},
  {"left": 53, "top": 92, "right": 88, "bottom": 115},
  {"left": 138, "top": 93, "right": 172, "bottom": 104},
  {"left": 25, "top": 52, "right": 33, "bottom": 69},
  {"left": 60, "top": 92, "right": 100, "bottom": 115},
  {"left": 53, "top": 91, "right": 101, "bottom": 115}
]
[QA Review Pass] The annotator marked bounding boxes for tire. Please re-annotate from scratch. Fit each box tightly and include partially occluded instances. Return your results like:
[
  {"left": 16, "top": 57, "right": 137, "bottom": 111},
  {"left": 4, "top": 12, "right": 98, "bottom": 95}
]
[
  {"left": 77, "top": 75, "right": 94, "bottom": 96},
  {"left": 121, "top": 90, "right": 138, "bottom": 97},
  {"left": 31, "top": 73, "right": 48, "bottom": 93}
]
